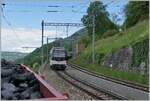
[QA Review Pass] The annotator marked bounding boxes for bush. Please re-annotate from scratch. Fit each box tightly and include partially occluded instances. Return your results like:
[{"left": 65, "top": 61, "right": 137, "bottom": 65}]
[
  {"left": 95, "top": 53, "right": 105, "bottom": 64},
  {"left": 102, "top": 29, "right": 118, "bottom": 38},
  {"left": 131, "top": 38, "right": 149, "bottom": 68},
  {"left": 80, "top": 36, "right": 90, "bottom": 48},
  {"left": 32, "top": 62, "right": 40, "bottom": 71}
]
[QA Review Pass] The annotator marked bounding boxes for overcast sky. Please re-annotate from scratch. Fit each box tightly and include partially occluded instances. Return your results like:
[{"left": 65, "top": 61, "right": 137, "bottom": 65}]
[{"left": 1, "top": 0, "right": 128, "bottom": 53}]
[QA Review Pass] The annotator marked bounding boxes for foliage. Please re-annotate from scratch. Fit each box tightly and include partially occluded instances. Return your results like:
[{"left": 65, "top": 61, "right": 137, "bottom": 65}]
[
  {"left": 101, "top": 29, "right": 118, "bottom": 39},
  {"left": 124, "top": 1, "right": 149, "bottom": 28},
  {"left": 79, "top": 35, "right": 91, "bottom": 48},
  {"left": 17, "top": 43, "right": 53, "bottom": 68},
  {"left": 32, "top": 62, "right": 40, "bottom": 71},
  {"left": 70, "top": 20, "right": 149, "bottom": 85},
  {"left": 132, "top": 38, "right": 149, "bottom": 68},
  {"left": 79, "top": 20, "right": 148, "bottom": 64},
  {"left": 81, "top": 1, "right": 118, "bottom": 38}
]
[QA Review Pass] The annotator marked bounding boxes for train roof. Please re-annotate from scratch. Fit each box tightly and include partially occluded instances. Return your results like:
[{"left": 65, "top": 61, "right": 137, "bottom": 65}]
[{"left": 51, "top": 47, "right": 65, "bottom": 51}]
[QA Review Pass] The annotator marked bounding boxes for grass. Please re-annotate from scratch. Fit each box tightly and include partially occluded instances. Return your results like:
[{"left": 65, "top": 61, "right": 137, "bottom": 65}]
[
  {"left": 81, "top": 20, "right": 149, "bottom": 59},
  {"left": 70, "top": 20, "right": 149, "bottom": 86},
  {"left": 70, "top": 60, "right": 149, "bottom": 86}
]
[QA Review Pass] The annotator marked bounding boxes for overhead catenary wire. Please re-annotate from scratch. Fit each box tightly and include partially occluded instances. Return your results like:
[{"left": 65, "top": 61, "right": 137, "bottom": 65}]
[
  {"left": 1, "top": 2, "right": 88, "bottom": 8},
  {"left": 1, "top": 0, "right": 121, "bottom": 14},
  {"left": 2, "top": 8, "right": 25, "bottom": 45},
  {"left": 70, "top": 0, "right": 120, "bottom": 14},
  {"left": 1, "top": 2, "right": 89, "bottom": 13}
]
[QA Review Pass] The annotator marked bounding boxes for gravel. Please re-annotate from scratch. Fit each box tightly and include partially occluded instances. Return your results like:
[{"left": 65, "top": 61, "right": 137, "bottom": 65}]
[
  {"left": 1, "top": 59, "right": 43, "bottom": 100},
  {"left": 39, "top": 64, "right": 95, "bottom": 100},
  {"left": 66, "top": 65, "right": 149, "bottom": 100}
]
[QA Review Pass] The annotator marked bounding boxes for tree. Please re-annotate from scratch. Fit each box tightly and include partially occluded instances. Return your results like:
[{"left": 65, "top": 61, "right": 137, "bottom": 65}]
[
  {"left": 81, "top": 1, "right": 117, "bottom": 38},
  {"left": 124, "top": 1, "right": 149, "bottom": 28}
]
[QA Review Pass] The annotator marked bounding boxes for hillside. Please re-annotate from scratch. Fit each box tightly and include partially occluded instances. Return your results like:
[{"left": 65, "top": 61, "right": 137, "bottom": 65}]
[
  {"left": 70, "top": 20, "right": 149, "bottom": 85},
  {"left": 77, "top": 20, "right": 148, "bottom": 62},
  {"left": 17, "top": 28, "right": 87, "bottom": 68},
  {"left": 2, "top": 51, "right": 28, "bottom": 62}
]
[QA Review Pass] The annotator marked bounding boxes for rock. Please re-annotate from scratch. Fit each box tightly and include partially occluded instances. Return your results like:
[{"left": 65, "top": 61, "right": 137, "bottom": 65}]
[
  {"left": 1, "top": 68, "right": 14, "bottom": 77},
  {"left": 28, "top": 79, "right": 39, "bottom": 87},
  {"left": 1, "top": 59, "right": 8, "bottom": 67},
  {"left": 12, "top": 73, "right": 27, "bottom": 83},
  {"left": 26, "top": 72, "right": 35, "bottom": 81},
  {"left": 1, "top": 76, "right": 11, "bottom": 84},
  {"left": 2, "top": 83, "right": 17, "bottom": 92},
  {"left": 14, "top": 92, "right": 20, "bottom": 98},
  {"left": 20, "top": 89, "right": 32, "bottom": 99},
  {"left": 16, "top": 87, "right": 26, "bottom": 92},
  {"left": 14, "top": 67, "right": 24, "bottom": 74},
  {"left": 104, "top": 47, "right": 132, "bottom": 71},
  {"left": 1, "top": 90, "right": 14, "bottom": 100},
  {"left": 1, "top": 60, "right": 43, "bottom": 100},
  {"left": 30, "top": 92, "right": 42, "bottom": 99},
  {"left": 19, "top": 83, "right": 28, "bottom": 88},
  {"left": 1, "top": 66, "right": 11, "bottom": 69},
  {"left": 12, "top": 96, "right": 18, "bottom": 100},
  {"left": 30, "top": 84, "right": 40, "bottom": 91}
]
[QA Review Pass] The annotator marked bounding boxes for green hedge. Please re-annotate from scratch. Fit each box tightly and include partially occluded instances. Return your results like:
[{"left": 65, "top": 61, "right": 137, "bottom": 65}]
[{"left": 131, "top": 38, "right": 149, "bottom": 68}]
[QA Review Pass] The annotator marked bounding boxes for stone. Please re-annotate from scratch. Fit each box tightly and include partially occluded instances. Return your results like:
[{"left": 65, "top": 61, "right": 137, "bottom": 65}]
[
  {"left": 1, "top": 68, "right": 14, "bottom": 77},
  {"left": 1, "top": 90, "right": 14, "bottom": 100},
  {"left": 2, "top": 83, "right": 17, "bottom": 92},
  {"left": 30, "top": 92, "right": 42, "bottom": 99}
]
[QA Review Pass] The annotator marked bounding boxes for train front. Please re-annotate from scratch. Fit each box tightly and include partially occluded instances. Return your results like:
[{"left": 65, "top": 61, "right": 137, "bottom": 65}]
[{"left": 49, "top": 47, "right": 67, "bottom": 70}]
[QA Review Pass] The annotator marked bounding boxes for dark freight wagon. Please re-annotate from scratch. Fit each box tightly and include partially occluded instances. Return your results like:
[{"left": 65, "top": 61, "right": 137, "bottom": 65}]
[
  {"left": 21, "top": 65, "right": 68, "bottom": 100},
  {"left": 1, "top": 60, "right": 68, "bottom": 100}
]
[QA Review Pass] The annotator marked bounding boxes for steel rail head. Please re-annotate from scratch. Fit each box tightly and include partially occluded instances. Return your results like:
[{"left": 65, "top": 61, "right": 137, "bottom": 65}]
[{"left": 68, "top": 63, "right": 149, "bottom": 92}]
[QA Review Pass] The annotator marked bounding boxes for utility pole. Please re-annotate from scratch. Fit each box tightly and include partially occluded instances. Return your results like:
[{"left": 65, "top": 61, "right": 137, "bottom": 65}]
[
  {"left": 55, "top": 26, "right": 57, "bottom": 38},
  {"left": 66, "top": 25, "right": 69, "bottom": 37},
  {"left": 41, "top": 20, "right": 44, "bottom": 67},
  {"left": 92, "top": 14, "right": 95, "bottom": 63},
  {"left": 47, "top": 37, "right": 49, "bottom": 61},
  {"left": 42, "top": 22, "right": 83, "bottom": 59}
]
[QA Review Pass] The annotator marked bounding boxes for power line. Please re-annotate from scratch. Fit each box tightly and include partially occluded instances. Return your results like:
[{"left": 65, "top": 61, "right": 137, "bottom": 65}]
[
  {"left": 1, "top": 2, "right": 88, "bottom": 13},
  {"left": 2, "top": 6, "right": 25, "bottom": 46},
  {"left": 22, "top": 47, "right": 40, "bottom": 49},
  {"left": 48, "top": 5, "right": 60, "bottom": 7},
  {"left": 2, "top": 3, "right": 88, "bottom": 8},
  {"left": 4, "top": 9, "right": 61, "bottom": 13},
  {"left": 70, "top": 0, "right": 119, "bottom": 14}
]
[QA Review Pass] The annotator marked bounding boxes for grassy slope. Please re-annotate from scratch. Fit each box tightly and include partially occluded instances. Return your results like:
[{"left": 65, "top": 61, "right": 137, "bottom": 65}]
[{"left": 70, "top": 20, "right": 149, "bottom": 86}]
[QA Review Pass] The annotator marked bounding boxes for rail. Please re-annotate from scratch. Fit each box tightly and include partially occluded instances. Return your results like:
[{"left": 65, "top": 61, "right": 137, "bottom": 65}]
[
  {"left": 68, "top": 63, "right": 149, "bottom": 92},
  {"left": 55, "top": 71, "right": 127, "bottom": 100}
]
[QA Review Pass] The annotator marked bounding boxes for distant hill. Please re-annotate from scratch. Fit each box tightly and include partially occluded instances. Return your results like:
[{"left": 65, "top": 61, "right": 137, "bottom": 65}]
[{"left": 1, "top": 51, "right": 28, "bottom": 62}]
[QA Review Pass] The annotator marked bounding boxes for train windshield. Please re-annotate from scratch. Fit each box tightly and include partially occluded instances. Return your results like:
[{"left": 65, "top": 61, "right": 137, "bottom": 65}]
[{"left": 53, "top": 50, "right": 66, "bottom": 57}]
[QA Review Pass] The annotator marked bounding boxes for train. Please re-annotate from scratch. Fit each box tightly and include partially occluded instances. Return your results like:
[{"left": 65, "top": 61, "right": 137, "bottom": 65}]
[{"left": 49, "top": 47, "right": 68, "bottom": 70}]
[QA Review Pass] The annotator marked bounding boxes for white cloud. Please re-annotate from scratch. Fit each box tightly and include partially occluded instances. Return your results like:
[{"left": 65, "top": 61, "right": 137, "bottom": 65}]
[
  {"left": 1, "top": 27, "right": 81, "bottom": 53},
  {"left": 1, "top": 27, "right": 63, "bottom": 53}
]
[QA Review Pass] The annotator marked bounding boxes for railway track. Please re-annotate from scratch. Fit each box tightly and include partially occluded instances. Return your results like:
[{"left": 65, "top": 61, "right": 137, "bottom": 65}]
[
  {"left": 55, "top": 71, "right": 126, "bottom": 100},
  {"left": 68, "top": 63, "right": 149, "bottom": 92},
  {"left": 67, "top": 63, "right": 149, "bottom": 100}
]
